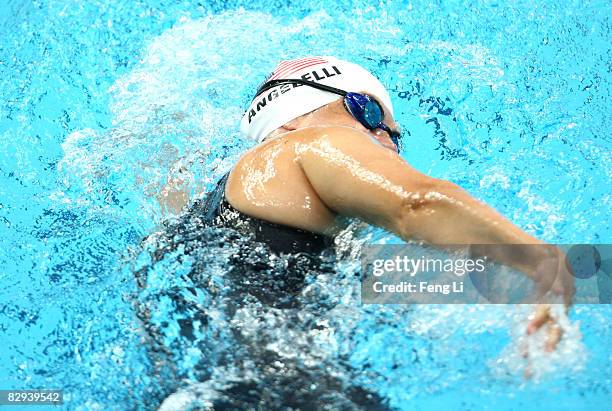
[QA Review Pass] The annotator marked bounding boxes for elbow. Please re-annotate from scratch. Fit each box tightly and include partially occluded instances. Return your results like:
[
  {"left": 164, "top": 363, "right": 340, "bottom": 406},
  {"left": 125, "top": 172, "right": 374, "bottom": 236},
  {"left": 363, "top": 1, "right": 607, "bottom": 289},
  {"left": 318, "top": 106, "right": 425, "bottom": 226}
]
[
  {"left": 401, "top": 177, "right": 457, "bottom": 211},
  {"left": 393, "top": 177, "right": 458, "bottom": 238}
]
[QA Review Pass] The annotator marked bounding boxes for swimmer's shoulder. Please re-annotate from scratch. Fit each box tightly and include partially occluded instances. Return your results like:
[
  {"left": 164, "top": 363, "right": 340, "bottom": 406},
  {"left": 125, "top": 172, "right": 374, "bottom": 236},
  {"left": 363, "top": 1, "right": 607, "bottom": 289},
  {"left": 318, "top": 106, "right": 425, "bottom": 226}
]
[{"left": 229, "top": 126, "right": 379, "bottom": 181}]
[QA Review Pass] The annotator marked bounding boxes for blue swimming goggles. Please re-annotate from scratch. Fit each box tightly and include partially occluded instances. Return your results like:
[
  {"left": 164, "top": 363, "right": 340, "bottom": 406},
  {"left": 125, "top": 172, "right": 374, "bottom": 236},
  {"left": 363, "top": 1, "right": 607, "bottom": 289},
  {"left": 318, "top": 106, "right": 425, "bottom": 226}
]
[{"left": 256, "top": 79, "right": 402, "bottom": 152}]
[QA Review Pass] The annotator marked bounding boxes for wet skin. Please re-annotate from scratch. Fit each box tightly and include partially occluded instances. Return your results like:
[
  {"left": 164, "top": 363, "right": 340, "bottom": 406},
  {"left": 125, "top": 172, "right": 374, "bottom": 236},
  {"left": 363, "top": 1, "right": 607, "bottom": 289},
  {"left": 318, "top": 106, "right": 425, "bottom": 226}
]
[{"left": 225, "top": 96, "right": 574, "bottom": 352}]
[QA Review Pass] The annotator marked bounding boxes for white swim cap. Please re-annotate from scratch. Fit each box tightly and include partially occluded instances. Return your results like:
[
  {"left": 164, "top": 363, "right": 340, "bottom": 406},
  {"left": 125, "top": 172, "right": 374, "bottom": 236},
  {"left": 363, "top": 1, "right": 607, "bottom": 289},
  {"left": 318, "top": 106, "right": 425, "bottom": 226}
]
[{"left": 240, "top": 56, "right": 394, "bottom": 142}]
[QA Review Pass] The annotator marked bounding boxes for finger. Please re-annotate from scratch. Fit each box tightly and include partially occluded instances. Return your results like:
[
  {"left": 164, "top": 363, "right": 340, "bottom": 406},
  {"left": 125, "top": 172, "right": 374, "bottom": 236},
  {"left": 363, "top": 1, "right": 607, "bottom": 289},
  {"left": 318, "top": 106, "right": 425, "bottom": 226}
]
[
  {"left": 527, "top": 305, "right": 550, "bottom": 334},
  {"left": 545, "top": 323, "right": 563, "bottom": 352}
]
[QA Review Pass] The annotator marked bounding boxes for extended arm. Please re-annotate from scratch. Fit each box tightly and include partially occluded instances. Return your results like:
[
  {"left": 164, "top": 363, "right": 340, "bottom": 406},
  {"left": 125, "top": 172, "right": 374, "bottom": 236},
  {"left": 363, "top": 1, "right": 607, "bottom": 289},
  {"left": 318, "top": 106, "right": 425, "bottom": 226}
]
[
  {"left": 298, "top": 128, "right": 536, "bottom": 244},
  {"left": 296, "top": 127, "right": 573, "bottom": 301}
]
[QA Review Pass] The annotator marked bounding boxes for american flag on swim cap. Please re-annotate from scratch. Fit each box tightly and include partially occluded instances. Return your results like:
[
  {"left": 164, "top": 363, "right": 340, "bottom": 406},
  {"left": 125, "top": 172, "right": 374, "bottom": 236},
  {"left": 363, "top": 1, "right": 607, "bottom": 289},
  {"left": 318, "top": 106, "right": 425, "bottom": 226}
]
[{"left": 268, "top": 56, "right": 329, "bottom": 80}]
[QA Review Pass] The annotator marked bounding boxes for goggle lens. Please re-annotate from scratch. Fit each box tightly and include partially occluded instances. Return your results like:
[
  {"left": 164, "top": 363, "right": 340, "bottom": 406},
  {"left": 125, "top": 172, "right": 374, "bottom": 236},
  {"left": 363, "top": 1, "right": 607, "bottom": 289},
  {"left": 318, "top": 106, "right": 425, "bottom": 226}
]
[
  {"left": 256, "top": 80, "right": 401, "bottom": 152},
  {"left": 363, "top": 99, "right": 383, "bottom": 128}
]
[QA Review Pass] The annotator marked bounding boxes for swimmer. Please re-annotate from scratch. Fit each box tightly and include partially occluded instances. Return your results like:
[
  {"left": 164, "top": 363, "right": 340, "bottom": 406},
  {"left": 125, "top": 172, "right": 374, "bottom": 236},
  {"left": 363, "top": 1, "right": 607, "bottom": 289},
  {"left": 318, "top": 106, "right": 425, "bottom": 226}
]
[
  {"left": 196, "top": 56, "right": 572, "bottom": 345},
  {"left": 145, "top": 57, "right": 576, "bottom": 408}
]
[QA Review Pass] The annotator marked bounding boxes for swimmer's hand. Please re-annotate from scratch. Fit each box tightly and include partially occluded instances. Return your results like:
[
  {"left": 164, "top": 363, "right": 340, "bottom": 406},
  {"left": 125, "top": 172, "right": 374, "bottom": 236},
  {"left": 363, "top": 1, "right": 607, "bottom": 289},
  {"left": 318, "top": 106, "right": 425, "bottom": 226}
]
[
  {"left": 523, "top": 304, "right": 567, "bottom": 378},
  {"left": 527, "top": 304, "right": 564, "bottom": 352},
  {"left": 525, "top": 248, "right": 575, "bottom": 352}
]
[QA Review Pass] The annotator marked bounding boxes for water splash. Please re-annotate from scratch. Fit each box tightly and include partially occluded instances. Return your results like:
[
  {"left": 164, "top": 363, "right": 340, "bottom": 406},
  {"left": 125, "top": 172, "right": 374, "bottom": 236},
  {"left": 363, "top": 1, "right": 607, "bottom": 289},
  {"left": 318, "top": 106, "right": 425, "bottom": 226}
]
[{"left": 1, "top": 1, "right": 609, "bottom": 409}]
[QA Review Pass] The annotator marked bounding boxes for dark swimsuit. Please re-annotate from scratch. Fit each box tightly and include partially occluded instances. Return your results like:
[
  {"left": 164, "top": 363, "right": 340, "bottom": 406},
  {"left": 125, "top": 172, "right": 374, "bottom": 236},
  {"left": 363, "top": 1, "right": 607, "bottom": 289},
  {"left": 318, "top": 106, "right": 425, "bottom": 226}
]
[
  {"left": 136, "top": 173, "right": 393, "bottom": 411},
  {"left": 194, "top": 173, "right": 333, "bottom": 255},
  {"left": 140, "top": 172, "right": 336, "bottom": 309}
]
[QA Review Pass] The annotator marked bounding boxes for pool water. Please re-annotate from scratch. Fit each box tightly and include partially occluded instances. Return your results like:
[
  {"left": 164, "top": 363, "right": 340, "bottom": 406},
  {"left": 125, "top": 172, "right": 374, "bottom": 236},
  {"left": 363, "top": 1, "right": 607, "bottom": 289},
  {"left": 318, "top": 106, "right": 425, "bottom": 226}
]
[{"left": 0, "top": 0, "right": 610, "bottom": 409}]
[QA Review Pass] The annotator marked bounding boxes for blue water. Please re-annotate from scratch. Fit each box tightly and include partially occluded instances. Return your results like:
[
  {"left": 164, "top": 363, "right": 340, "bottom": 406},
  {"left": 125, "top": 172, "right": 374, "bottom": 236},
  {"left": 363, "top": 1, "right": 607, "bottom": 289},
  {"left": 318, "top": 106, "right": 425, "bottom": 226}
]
[{"left": 0, "top": 0, "right": 610, "bottom": 409}]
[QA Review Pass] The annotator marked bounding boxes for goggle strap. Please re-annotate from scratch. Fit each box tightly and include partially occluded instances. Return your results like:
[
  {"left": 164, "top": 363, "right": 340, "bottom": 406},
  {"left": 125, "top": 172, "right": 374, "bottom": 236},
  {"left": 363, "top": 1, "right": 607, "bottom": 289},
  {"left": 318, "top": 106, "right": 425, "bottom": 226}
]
[
  {"left": 256, "top": 79, "right": 348, "bottom": 98},
  {"left": 254, "top": 78, "right": 402, "bottom": 153}
]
